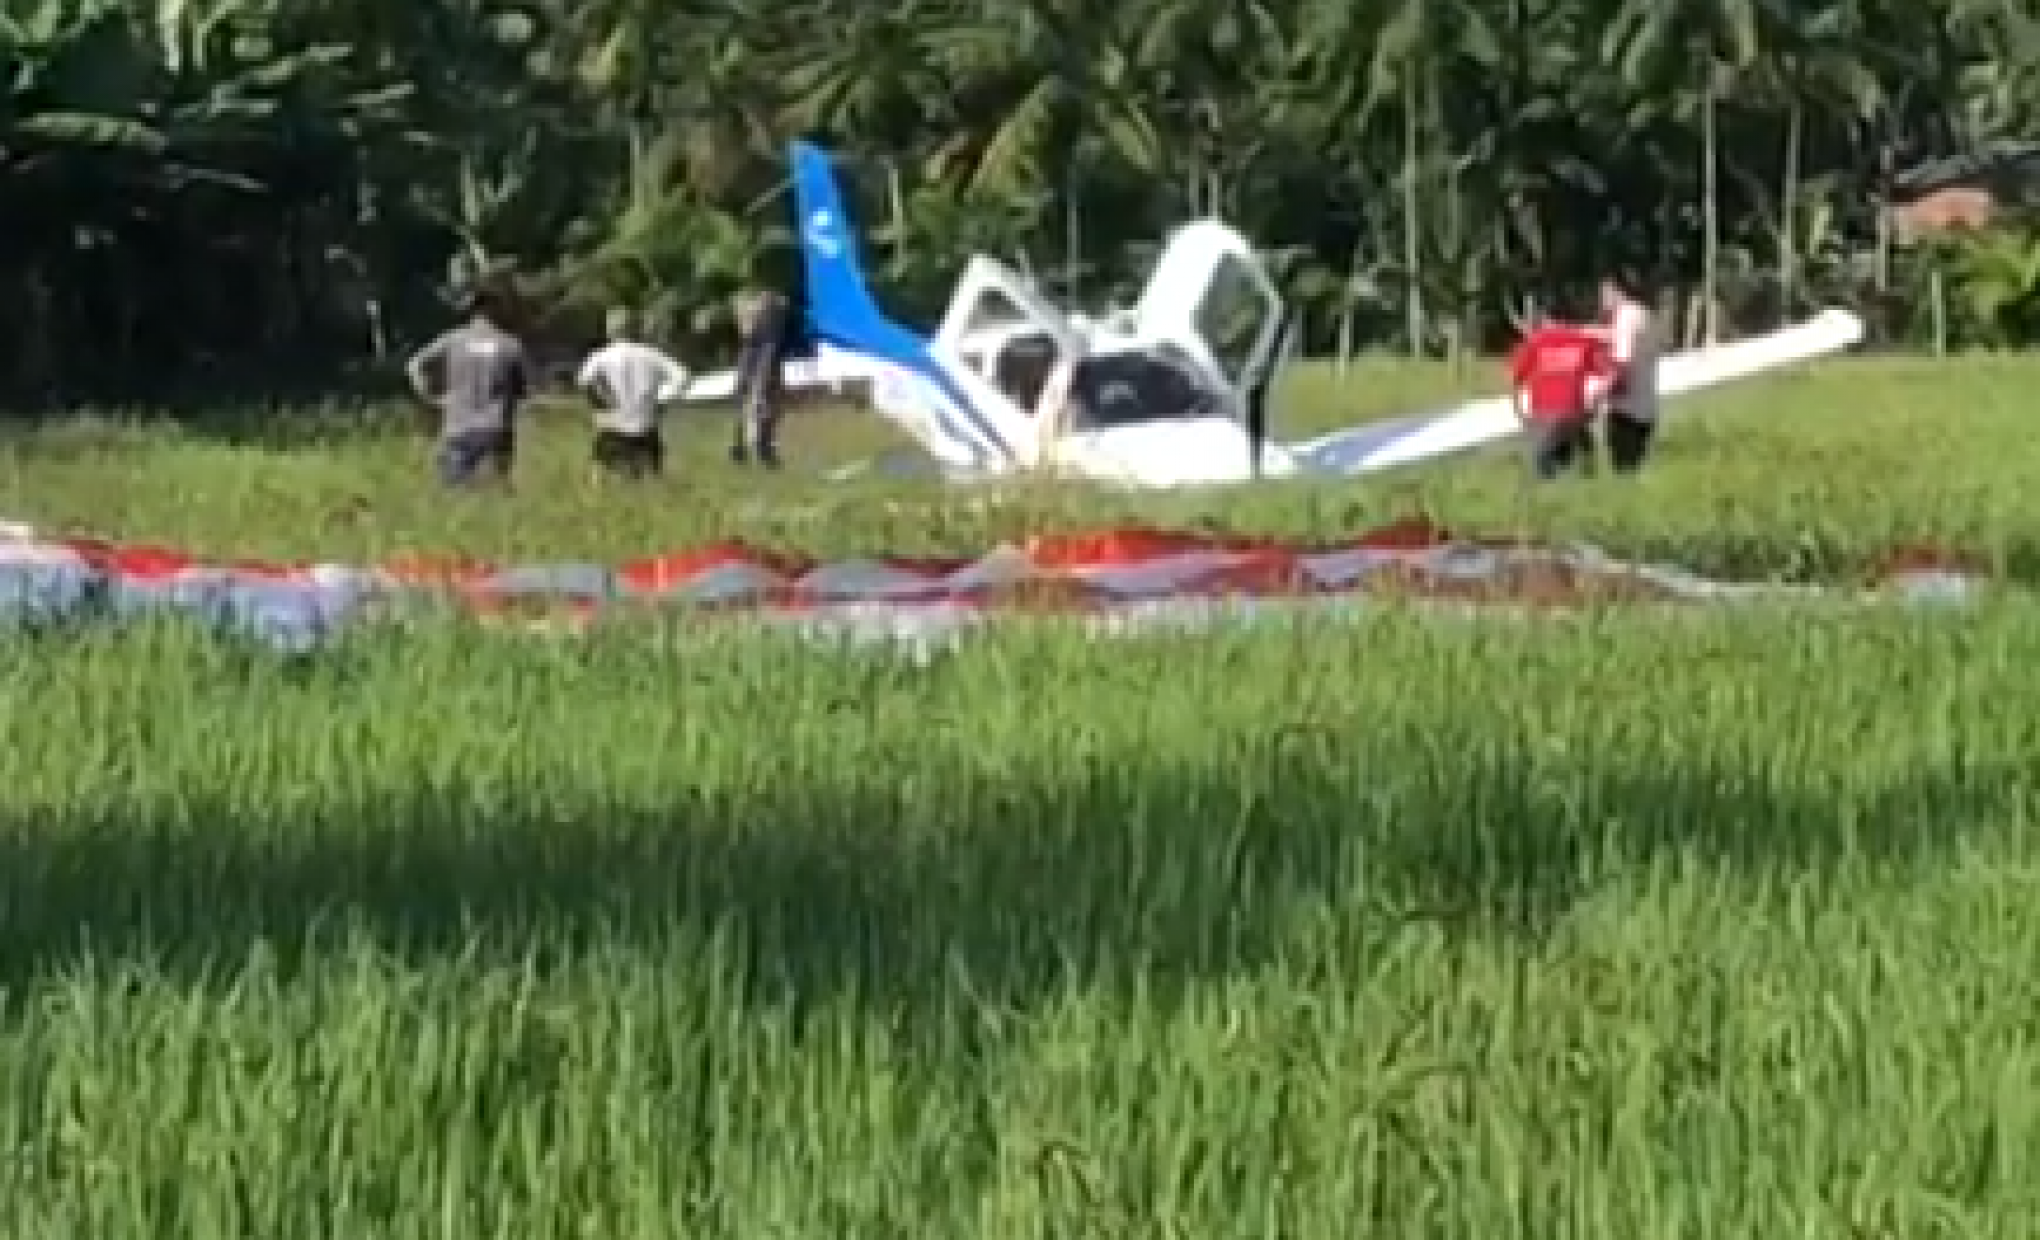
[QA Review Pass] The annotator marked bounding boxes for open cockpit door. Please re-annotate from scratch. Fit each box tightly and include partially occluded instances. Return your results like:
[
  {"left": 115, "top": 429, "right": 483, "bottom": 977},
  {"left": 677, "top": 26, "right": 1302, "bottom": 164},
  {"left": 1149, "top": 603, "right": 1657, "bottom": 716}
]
[
  {"left": 1132, "top": 221, "right": 1287, "bottom": 418},
  {"left": 931, "top": 256, "right": 1089, "bottom": 464}
]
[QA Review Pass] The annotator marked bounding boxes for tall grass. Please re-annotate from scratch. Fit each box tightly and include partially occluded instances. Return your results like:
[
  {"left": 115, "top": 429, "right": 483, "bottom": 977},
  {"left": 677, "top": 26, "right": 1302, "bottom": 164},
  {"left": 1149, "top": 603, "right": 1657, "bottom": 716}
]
[
  {"left": 3, "top": 355, "right": 2040, "bottom": 580},
  {"left": 2, "top": 607, "right": 2039, "bottom": 1236}
]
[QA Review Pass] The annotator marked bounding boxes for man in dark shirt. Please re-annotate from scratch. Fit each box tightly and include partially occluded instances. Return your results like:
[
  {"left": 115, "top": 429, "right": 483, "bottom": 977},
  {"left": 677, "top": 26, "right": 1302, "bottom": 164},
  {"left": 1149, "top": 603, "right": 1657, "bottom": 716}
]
[
  {"left": 730, "top": 288, "right": 790, "bottom": 469},
  {"left": 405, "top": 289, "right": 534, "bottom": 486}
]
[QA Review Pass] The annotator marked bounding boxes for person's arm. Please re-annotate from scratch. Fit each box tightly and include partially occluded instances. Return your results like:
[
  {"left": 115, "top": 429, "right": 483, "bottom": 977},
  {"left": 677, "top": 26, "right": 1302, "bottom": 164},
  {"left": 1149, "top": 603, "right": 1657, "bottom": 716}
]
[
  {"left": 1612, "top": 306, "right": 1639, "bottom": 357},
  {"left": 1606, "top": 306, "right": 1642, "bottom": 395},
  {"left": 405, "top": 331, "right": 452, "bottom": 402},
  {"left": 508, "top": 341, "right": 535, "bottom": 402},
  {"left": 577, "top": 350, "right": 611, "bottom": 408},
  {"left": 1585, "top": 340, "right": 1615, "bottom": 411},
  {"left": 1507, "top": 342, "right": 1533, "bottom": 424}
]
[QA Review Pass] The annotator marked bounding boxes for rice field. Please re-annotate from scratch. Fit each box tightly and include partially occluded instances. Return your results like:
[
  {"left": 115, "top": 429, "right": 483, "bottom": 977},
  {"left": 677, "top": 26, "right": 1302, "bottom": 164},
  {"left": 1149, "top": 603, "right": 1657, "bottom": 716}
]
[{"left": 3, "top": 355, "right": 2040, "bottom": 1237}]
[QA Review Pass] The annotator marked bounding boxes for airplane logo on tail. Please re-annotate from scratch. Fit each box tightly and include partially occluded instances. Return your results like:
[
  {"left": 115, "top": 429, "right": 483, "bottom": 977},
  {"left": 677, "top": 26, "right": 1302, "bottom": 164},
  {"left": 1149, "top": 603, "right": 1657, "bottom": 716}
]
[{"left": 804, "top": 209, "right": 842, "bottom": 257}]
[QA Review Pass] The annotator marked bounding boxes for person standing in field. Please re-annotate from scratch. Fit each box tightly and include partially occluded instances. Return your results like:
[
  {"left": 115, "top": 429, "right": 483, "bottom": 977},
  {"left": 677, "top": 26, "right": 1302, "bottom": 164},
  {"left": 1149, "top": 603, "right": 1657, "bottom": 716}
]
[
  {"left": 1509, "top": 312, "right": 1616, "bottom": 480},
  {"left": 405, "top": 288, "right": 534, "bottom": 487},
  {"left": 730, "top": 287, "right": 791, "bottom": 469},
  {"left": 1597, "top": 276, "right": 1661, "bottom": 474},
  {"left": 576, "top": 308, "right": 690, "bottom": 481}
]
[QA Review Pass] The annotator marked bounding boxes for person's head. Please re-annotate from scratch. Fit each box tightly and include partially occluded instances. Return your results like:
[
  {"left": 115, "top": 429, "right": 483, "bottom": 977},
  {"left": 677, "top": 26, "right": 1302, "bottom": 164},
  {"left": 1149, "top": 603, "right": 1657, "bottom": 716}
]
[
  {"left": 462, "top": 286, "right": 504, "bottom": 326},
  {"left": 605, "top": 306, "right": 633, "bottom": 341},
  {"left": 1521, "top": 296, "right": 1569, "bottom": 330},
  {"left": 734, "top": 287, "right": 787, "bottom": 336},
  {"left": 735, "top": 288, "right": 768, "bottom": 335},
  {"left": 1599, "top": 275, "right": 1639, "bottom": 317}
]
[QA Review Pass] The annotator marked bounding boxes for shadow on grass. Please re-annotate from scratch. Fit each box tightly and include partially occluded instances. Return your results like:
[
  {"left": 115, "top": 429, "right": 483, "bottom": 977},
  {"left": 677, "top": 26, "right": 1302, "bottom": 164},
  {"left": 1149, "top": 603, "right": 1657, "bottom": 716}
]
[{"left": 0, "top": 741, "right": 2015, "bottom": 1016}]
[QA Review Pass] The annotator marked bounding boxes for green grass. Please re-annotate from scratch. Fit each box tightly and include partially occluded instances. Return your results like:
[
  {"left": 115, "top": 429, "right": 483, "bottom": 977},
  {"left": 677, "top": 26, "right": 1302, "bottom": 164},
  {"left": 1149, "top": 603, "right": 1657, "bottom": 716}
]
[
  {"left": 2, "top": 357, "right": 2040, "bottom": 1236},
  {"left": 4, "top": 353, "right": 2036, "bottom": 576}
]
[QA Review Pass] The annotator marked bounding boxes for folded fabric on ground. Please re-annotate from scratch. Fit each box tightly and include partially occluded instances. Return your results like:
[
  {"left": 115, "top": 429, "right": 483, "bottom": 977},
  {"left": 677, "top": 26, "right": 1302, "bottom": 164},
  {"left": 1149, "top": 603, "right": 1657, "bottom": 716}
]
[{"left": 0, "top": 518, "right": 1990, "bottom": 654}]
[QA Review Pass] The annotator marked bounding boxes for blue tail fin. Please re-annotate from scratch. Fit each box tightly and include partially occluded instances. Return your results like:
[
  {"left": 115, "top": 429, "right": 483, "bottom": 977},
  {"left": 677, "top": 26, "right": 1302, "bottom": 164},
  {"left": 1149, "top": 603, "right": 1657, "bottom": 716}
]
[
  {"left": 790, "top": 141, "right": 885, "bottom": 340},
  {"left": 783, "top": 139, "right": 1014, "bottom": 469}
]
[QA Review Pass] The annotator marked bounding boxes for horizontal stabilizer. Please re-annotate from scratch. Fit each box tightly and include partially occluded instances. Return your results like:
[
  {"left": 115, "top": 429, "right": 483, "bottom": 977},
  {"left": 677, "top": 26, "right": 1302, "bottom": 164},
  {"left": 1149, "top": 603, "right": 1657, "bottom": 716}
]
[{"left": 678, "top": 345, "right": 878, "bottom": 403}]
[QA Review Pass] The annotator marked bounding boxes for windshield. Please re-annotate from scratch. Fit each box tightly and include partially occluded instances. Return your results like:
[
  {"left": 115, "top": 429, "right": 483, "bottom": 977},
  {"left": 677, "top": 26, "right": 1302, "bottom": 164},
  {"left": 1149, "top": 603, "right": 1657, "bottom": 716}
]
[
  {"left": 1194, "top": 251, "right": 1277, "bottom": 388},
  {"left": 1062, "top": 345, "right": 1226, "bottom": 431}
]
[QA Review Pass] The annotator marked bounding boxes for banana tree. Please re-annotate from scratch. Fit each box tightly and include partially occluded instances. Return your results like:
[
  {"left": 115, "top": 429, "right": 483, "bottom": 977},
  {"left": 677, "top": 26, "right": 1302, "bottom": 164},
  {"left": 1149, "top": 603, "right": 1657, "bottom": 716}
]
[
  {"left": 391, "top": 2, "right": 565, "bottom": 298},
  {"left": 1937, "top": 224, "right": 2040, "bottom": 346},
  {"left": 1303, "top": 0, "right": 1502, "bottom": 353},
  {"left": 920, "top": 0, "right": 1163, "bottom": 299},
  {"left": 871, "top": 177, "right": 1045, "bottom": 320},
  {"left": 1603, "top": 0, "right": 1785, "bottom": 342}
]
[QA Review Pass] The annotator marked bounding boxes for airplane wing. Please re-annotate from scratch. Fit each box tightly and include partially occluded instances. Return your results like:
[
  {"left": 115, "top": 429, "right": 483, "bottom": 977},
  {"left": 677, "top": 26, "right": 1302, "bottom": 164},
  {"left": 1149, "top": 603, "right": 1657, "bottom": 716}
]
[
  {"left": 823, "top": 448, "right": 994, "bottom": 482},
  {"left": 678, "top": 370, "right": 740, "bottom": 402},
  {"left": 677, "top": 345, "right": 882, "bottom": 403},
  {"left": 1288, "top": 308, "right": 1866, "bottom": 476}
]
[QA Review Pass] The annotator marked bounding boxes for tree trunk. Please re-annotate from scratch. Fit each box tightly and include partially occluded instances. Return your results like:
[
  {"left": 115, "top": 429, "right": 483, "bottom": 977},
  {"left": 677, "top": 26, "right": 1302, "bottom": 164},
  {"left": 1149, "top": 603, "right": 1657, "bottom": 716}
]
[
  {"left": 1778, "top": 101, "right": 1801, "bottom": 323},
  {"left": 1431, "top": 58, "right": 1470, "bottom": 368},
  {"left": 1701, "top": 71, "right": 1721, "bottom": 343},
  {"left": 886, "top": 162, "right": 906, "bottom": 275},
  {"left": 1401, "top": 74, "right": 1423, "bottom": 355},
  {"left": 1930, "top": 268, "right": 1947, "bottom": 355},
  {"left": 1874, "top": 143, "right": 1893, "bottom": 299},
  {"left": 1062, "top": 155, "right": 1081, "bottom": 302},
  {"left": 1337, "top": 235, "right": 1367, "bottom": 371}
]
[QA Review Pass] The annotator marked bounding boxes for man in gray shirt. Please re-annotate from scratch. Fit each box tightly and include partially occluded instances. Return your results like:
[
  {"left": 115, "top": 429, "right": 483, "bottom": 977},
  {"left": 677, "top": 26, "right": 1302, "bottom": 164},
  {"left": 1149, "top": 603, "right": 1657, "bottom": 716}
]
[
  {"left": 405, "top": 289, "right": 534, "bottom": 485},
  {"left": 730, "top": 287, "right": 790, "bottom": 468}
]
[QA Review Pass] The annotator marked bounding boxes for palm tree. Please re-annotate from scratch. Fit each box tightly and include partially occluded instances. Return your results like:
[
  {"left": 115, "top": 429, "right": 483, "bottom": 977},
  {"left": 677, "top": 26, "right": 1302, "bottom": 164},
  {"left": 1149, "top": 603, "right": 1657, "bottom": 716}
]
[{"left": 2, "top": 0, "right": 2035, "bottom": 398}]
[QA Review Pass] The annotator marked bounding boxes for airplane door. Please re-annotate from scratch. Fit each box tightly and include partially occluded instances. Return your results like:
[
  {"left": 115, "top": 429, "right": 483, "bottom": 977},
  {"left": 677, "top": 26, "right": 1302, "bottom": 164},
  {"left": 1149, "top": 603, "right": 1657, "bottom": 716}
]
[
  {"left": 1132, "top": 221, "right": 1286, "bottom": 414},
  {"left": 931, "top": 256, "right": 1087, "bottom": 464}
]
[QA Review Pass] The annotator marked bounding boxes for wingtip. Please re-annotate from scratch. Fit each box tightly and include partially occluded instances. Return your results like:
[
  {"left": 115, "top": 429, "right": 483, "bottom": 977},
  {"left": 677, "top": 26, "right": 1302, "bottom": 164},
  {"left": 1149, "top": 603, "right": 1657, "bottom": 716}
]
[{"left": 1822, "top": 306, "right": 1868, "bottom": 343}]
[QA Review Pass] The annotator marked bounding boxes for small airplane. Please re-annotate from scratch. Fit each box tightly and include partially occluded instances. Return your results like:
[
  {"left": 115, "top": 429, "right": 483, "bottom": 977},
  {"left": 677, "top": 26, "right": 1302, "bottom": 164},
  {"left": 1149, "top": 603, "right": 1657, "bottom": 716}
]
[{"left": 681, "top": 140, "right": 1866, "bottom": 487}]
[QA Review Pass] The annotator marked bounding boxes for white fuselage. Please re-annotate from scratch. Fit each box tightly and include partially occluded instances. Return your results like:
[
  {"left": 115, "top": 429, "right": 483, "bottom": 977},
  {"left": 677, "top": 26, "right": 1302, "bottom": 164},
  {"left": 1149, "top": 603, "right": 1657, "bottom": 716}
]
[
  {"left": 704, "top": 159, "right": 1869, "bottom": 487},
  {"left": 826, "top": 303, "right": 1869, "bottom": 487},
  {"left": 914, "top": 230, "right": 1292, "bottom": 485},
  {"left": 947, "top": 320, "right": 1281, "bottom": 485}
]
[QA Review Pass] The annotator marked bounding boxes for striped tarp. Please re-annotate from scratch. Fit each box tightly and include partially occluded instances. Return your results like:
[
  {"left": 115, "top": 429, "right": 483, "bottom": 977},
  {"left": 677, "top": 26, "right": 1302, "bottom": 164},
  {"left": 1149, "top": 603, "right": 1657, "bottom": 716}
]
[{"left": 0, "top": 519, "right": 1986, "bottom": 653}]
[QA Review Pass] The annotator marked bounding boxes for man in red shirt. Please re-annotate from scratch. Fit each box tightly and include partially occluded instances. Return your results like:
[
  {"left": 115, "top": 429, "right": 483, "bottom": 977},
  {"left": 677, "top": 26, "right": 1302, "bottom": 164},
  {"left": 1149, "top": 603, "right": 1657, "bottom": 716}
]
[{"left": 1508, "top": 314, "right": 1615, "bottom": 479}]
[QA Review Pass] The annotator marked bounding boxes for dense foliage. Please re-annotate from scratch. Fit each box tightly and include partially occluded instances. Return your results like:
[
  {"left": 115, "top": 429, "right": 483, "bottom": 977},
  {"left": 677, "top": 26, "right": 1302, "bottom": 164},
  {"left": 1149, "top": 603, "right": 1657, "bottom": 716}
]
[{"left": 5, "top": 0, "right": 2040, "bottom": 401}]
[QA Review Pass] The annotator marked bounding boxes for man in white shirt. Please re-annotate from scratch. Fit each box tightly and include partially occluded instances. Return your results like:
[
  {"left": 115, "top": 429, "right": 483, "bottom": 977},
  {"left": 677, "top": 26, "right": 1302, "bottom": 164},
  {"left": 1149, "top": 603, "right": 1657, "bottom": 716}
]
[
  {"left": 1598, "top": 277, "right": 1660, "bottom": 474},
  {"left": 577, "top": 309, "right": 690, "bottom": 480}
]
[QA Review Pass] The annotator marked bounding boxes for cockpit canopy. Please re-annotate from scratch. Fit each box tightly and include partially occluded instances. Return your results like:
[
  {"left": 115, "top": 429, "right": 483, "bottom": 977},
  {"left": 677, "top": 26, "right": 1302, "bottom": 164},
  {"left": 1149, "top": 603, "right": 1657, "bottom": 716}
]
[
  {"left": 935, "top": 231, "right": 1283, "bottom": 456},
  {"left": 974, "top": 331, "right": 1229, "bottom": 430}
]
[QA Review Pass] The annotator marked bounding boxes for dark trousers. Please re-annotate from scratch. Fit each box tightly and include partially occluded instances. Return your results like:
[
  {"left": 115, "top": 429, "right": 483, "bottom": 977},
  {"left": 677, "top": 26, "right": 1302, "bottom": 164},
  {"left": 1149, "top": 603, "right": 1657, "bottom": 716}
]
[
  {"left": 1529, "top": 411, "right": 1657, "bottom": 479},
  {"left": 593, "top": 428, "right": 663, "bottom": 479},
  {"left": 732, "top": 393, "right": 781, "bottom": 467},
  {"left": 1605, "top": 410, "right": 1655, "bottom": 473},
  {"left": 437, "top": 428, "right": 513, "bottom": 485},
  {"left": 1527, "top": 417, "right": 1596, "bottom": 480},
  {"left": 731, "top": 339, "right": 784, "bottom": 468}
]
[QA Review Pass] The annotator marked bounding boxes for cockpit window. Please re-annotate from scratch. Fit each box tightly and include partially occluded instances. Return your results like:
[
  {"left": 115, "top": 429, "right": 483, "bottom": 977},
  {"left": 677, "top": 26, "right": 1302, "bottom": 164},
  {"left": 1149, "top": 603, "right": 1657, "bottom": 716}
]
[
  {"left": 989, "top": 332, "right": 1058, "bottom": 411},
  {"left": 1062, "top": 347, "right": 1224, "bottom": 430},
  {"left": 957, "top": 284, "right": 1028, "bottom": 338},
  {"left": 1193, "top": 253, "right": 1276, "bottom": 387}
]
